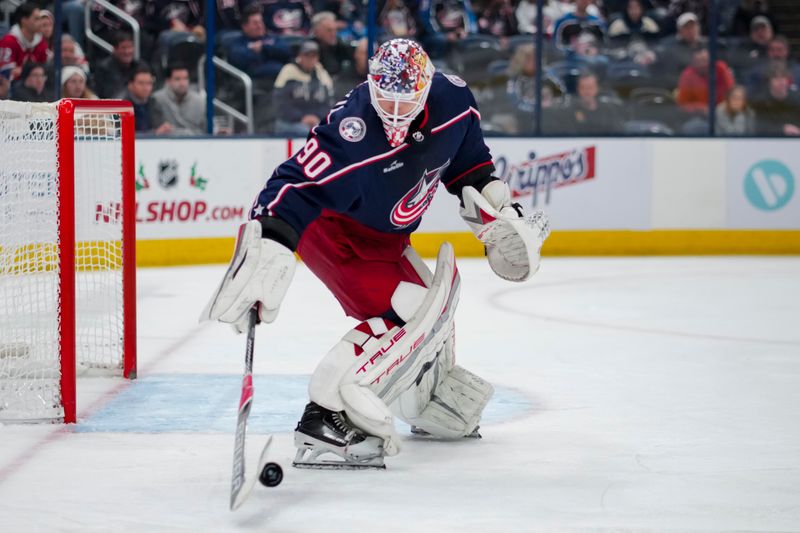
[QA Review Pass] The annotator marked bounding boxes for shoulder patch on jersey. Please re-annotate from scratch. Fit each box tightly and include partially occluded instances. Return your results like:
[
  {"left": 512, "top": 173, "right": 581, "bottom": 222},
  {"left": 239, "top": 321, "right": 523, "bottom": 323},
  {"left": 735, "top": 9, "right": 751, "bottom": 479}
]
[
  {"left": 339, "top": 117, "right": 367, "bottom": 142},
  {"left": 444, "top": 74, "right": 466, "bottom": 87}
]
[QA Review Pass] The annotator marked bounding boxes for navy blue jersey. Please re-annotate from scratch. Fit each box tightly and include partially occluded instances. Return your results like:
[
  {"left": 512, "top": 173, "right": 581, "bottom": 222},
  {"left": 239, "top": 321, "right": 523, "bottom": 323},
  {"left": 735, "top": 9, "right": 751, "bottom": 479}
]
[{"left": 251, "top": 72, "right": 495, "bottom": 238}]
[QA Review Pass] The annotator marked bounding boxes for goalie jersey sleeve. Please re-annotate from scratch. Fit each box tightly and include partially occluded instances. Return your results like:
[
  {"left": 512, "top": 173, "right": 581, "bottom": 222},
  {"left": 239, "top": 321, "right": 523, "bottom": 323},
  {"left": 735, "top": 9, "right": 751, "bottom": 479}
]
[{"left": 251, "top": 73, "right": 495, "bottom": 239}]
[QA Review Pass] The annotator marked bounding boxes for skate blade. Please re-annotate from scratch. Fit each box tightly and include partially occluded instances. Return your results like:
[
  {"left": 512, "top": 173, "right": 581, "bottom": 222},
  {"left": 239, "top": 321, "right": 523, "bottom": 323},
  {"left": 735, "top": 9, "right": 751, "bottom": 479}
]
[
  {"left": 292, "top": 460, "right": 386, "bottom": 470},
  {"left": 292, "top": 448, "right": 385, "bottom": 470}
]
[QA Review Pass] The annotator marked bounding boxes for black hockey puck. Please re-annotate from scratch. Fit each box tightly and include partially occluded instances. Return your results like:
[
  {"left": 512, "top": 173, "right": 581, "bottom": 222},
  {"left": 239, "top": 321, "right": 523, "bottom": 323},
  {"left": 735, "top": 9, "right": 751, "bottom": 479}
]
[{"left": 259, "top": 462, "right": 283, "bottom": 487}]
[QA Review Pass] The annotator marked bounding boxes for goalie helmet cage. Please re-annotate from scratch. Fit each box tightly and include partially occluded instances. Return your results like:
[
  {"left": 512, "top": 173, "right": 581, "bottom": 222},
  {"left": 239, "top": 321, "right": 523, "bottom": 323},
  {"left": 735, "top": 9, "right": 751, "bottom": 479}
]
[{"left": 0, "top": 99, "right": 137, "bottom": 424}]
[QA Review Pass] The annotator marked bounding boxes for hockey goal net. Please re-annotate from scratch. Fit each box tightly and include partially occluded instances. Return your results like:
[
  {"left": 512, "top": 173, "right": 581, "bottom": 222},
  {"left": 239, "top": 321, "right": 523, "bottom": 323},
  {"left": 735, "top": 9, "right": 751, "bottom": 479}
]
[{"left": 0, "top": 99, "right": 136, "bottom": 424}]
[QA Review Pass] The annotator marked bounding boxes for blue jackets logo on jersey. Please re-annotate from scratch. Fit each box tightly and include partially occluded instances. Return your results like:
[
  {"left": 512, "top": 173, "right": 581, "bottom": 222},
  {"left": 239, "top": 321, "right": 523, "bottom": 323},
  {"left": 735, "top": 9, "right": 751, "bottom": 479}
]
[{"left": 390, "top": 159, "right": 451, "bottom": 227}]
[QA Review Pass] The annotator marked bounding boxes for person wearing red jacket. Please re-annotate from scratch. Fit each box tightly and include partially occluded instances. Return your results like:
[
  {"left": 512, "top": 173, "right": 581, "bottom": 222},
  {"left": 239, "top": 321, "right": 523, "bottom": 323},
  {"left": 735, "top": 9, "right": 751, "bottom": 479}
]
[
  {"left": 0, "top": 3, "right": 48, "bottom": 81},
  {"left": 677, "top": 46, "right": 735, "bottom": 114}
]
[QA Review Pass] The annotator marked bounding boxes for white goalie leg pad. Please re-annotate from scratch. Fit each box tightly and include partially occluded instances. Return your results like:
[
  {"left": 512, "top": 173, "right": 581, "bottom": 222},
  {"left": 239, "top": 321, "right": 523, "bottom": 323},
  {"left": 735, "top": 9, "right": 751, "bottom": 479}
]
[
  {"left": 460, "top": 182, "right": 551, "bottom": 282},
  {"left": 200, "top": 220, "right": 296, "bottom": 328},
  {"left": 353, "top": 242, "right": 459, "bottom": 405},
  {"left": 411, "top": 365, "right": 494, "bottom": 439},
  {"left": 391, "top": 325, "right": 493, "bottom": 439},
  {"left": 307, "top": 243, "right": 460, "bottom": 456},
  {"left": 390, "top": 323, "right": 455, "bottom": 430},
  {"left": 308, "top": 314, "right": 418, "bottom": 457}
]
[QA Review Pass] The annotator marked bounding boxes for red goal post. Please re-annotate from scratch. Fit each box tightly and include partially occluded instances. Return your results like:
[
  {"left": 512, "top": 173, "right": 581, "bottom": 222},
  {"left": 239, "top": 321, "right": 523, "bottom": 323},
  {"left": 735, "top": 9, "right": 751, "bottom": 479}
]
[{"left": 0, "top": 99, "right": 137, "bottom": 424}]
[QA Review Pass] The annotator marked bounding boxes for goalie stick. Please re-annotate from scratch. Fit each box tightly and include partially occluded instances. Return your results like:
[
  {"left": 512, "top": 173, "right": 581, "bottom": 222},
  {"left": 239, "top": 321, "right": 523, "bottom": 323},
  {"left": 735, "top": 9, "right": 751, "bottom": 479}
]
[{"left": 230, "top": 307, "right": 277, "bottom": 510}]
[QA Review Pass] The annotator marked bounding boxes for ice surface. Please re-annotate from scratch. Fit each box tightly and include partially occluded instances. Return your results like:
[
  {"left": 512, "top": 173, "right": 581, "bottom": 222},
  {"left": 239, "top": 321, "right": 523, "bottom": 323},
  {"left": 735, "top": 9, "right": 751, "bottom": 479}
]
[{"left": 1, "top": 257, "right": 799, "bottom": 532}]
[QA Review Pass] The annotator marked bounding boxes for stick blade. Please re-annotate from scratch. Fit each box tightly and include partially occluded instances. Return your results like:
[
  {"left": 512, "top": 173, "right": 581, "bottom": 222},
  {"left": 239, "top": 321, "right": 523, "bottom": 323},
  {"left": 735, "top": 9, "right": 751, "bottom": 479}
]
[{"left": 230, "top": 435, "right": 274, "bottom": 511}]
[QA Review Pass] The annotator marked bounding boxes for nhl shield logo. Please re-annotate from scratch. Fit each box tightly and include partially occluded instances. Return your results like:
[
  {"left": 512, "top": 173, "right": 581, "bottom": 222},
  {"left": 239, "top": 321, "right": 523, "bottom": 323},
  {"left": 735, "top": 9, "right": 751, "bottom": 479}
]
[
  {"left": 339, "top": 117, "right": 367, "bottom": 142},
  {"left": 158, "top": 159, "right": 179, "bottom": 189}
]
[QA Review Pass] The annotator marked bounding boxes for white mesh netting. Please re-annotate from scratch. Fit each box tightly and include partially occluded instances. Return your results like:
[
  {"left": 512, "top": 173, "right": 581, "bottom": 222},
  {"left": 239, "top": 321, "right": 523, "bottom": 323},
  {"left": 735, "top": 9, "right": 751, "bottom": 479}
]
[{"left": 0, "top": 101, "right": 127, "bottom": 422}]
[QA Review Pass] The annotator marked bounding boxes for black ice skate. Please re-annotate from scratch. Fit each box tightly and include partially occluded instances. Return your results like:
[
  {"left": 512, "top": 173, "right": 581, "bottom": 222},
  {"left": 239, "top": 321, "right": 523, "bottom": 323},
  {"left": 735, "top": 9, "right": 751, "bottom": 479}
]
[{"left": 293, "top": 402, "right": 386, "bottom": 470}]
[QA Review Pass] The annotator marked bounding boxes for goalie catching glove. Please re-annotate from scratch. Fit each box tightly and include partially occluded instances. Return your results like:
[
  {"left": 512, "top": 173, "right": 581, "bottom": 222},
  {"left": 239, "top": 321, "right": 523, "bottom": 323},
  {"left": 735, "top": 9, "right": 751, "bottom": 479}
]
[
  {"left": 200, "top": 219, "right": 296, "bottom": 331},
  {"left": 460, "top": 180, "right": 550, "bottom": 282}
]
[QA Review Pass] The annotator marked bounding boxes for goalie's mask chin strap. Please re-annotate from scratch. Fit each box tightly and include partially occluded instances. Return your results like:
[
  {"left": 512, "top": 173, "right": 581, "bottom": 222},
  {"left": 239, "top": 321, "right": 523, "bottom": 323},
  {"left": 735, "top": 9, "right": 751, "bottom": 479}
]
[{"left": 369, "top": 85, "right": 430, "bottom": 147}]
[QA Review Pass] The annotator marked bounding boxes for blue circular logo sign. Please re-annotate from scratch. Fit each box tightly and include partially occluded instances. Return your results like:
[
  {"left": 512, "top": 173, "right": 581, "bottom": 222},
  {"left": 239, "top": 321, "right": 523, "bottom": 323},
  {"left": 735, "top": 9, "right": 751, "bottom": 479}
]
[{"left": 743, "top": 160, "right": 795, "bottom": 211}]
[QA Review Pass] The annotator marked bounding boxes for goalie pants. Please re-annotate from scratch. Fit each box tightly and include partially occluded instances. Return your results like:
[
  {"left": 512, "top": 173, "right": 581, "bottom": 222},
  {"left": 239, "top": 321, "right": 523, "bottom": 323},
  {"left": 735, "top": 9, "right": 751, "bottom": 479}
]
[{"left": 296, "top": 211, "right": 426, "bottom": 321}]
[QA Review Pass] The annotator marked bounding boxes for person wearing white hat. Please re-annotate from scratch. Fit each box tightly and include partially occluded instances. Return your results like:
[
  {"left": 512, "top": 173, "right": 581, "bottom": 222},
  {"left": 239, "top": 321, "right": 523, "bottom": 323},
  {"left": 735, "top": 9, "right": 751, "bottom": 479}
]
[
  {"left": 654, "top": 11, "right": 706, "bottom": 86},
  {"left": 61, "top": 65, "right": 97, "bottom": 99}
]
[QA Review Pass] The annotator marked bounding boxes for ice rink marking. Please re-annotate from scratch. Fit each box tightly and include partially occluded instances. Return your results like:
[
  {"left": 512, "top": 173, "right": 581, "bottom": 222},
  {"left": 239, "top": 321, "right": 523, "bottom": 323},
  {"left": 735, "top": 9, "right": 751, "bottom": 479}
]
[
  {"left": 76, "top": 374, "right": 535, "bottom": 434},
  {"left": 488, "top": 272, "right": 800, "bottom": 347}
]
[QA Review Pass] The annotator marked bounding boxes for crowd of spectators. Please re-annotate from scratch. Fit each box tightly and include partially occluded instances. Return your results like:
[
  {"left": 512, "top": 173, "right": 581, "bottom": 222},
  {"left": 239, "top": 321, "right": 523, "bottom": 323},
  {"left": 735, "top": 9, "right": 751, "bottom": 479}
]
[{"left": 1, "top": 0, "right": 799, "bottom": 137}]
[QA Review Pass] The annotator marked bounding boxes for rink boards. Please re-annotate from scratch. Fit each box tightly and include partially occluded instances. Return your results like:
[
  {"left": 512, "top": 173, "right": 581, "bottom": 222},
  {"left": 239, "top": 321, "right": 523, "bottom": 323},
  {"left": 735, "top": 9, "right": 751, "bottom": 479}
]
[{"left": 130, "top": 137, "right": 800, "bottom": 265}]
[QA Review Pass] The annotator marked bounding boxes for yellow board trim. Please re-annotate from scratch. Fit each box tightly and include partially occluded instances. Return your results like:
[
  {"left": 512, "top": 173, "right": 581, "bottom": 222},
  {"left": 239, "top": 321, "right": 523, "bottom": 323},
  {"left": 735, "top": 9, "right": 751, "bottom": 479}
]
[
  {"left": 0, "top": 241, "right": 123, "bottom": 273},
  {"left": 135, "top": 230, "right": 800, "bottom": 267}
]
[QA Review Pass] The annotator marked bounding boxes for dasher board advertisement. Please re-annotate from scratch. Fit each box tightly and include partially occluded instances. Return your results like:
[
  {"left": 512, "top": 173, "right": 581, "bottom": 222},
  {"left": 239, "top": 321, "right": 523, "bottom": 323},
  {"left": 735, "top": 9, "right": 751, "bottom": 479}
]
[
  {"left": 727, "top": 140, "right": 800, "bottom": 229},
  {"left": 134, "top": 139, "right": 286, "bottom": 239},
  {"left": 420, "top": 138, "right": 653, "bottom": 232}
]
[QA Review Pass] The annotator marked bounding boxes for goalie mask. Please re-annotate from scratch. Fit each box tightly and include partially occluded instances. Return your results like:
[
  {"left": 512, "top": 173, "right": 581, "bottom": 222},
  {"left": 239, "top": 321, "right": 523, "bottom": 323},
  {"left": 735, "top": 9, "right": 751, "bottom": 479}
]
[{"left": 368, "top": 39, "right": 435, "bottom": 147}]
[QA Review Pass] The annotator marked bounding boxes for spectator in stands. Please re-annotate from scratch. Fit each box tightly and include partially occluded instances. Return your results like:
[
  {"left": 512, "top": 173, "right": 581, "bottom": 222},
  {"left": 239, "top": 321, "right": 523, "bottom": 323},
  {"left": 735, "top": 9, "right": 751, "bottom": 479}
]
[
  {"left": 607, "top": 0, "right": 660, "bottom": 48},
  {"left": 656, "top": 11, "right": 705, "bottom": 86},
  {"left": 37, "top": 9, "right": 54, "bottom": 63},
  {"left": 93, "top": 31, "right": 137, "bottom": 98},
  {"left": 744, "top": 35, "right": 800, "bottom": 96},
  {"left": 729, "top": 14, "right": 776, "bottom": 75},
  {"left": 59, "top": 34, "right": 91, "bottom": 75},
  {"left": 564, "top": 71, "right": 623, "bottom": 133},
  {"left": 228, "top": 5, "right": 292, "bottom": 84},
  {"left": 731, "top": 0, "right": 777, "bottom": 37},
  {"left": 553, "top": 0, "right": 606, "bottom": 52},
  {"left": 378, "top": 0, "right": 419, "bottom": 40},
  {"left": 498, "top": 43, "right": 563, "bottom": 133},
  {"left": 61, "top": 66, "right": 98, "bottom": 99},
  {"left": 151, "top": 63, "right": 207, "bottom": 135},
  {"left": 122, "top": 63, "right": 157, "bottom": 133},
  {"left": 257, "top": 0, "right": 313, "bottom": 36},
  {"left": 751, "top": 66, "right": 800, "bottom": 136},
  {"left": 676, "top": 46, "right": 735, "bottom": 114},
  {"left": 334, "top": 37, "right": 368, "bottom": 96},
  {"left": 478, "top": 0, "right": 518, "bottom": 39},
  {"left": 45, "top": 34, "right": 91, "bottom": 95},
  {"left": 272, "top": 40, "right": 334, "bottom": 135},
  {"left": 313, "top": 0, "right": 366, "bottom": 41},
  {"left": 311, "top": 12, "right": 353, "bottom": 78},
  {"left": 564, "top": 31, "right": 610, "bottom": 79},
  {"left": 516, "top": 0, "right": 572, "bottom": 37},
  {"left": 419, "top": 0, "right": 478, "bottom": 58},
  {"left": 0, "top": 2, "right": 48, "bottom": 81},
  {"left": 715, "top": 85, "right": 755, "bottom": 135},
  {"left": 10, "top": 62, "right": 50, "bottom": 102}
]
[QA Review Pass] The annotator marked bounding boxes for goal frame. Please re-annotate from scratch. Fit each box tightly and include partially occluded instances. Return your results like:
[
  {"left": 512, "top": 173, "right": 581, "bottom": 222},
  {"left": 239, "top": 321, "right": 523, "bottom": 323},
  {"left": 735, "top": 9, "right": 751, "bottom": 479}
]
[{"left": 57, "top": 98, "right": 137, "bottom": 423}]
